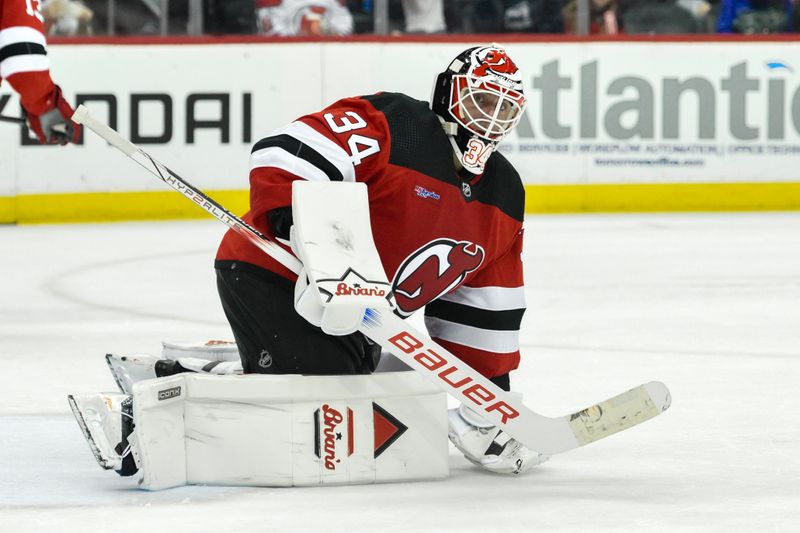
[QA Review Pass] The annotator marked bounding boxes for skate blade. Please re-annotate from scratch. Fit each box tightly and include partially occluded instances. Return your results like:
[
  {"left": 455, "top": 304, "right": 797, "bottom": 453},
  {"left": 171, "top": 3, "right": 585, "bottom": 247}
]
[{"left": 67, "top": 394, "right": 121, "bottom": 470}]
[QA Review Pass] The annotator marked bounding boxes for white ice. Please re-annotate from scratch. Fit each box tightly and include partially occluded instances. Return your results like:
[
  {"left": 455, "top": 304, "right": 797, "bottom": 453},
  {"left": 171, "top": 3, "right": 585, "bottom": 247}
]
[{"left": 1, "top": 213, "right": 799, "bottom": 532}]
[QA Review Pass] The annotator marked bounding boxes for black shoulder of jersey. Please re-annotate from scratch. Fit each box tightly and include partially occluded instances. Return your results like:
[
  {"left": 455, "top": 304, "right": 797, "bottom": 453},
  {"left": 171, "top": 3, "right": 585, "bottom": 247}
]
[
  {"left": 363, "top": 92, "right": 524, "bottom": 223},
  {"left": 361, "top": 92, "right": 454, "bottom": 183},
  {"left": 475, "top": 151, "right": 525, "bottom": 222}
]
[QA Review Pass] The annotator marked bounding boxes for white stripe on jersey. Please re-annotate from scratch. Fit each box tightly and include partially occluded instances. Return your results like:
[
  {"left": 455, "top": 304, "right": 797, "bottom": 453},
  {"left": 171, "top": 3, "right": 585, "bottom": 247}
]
[
  {"left": 250, "top": 146, "right": 331, "bottom": 182},
  {"left": 0, "top": 26, "right": 47, "bottom": 47},
  {"left": 439, "top": 285, "right": 526, "bottom": 311},
  {"left": 425, "top": 316, "right": 520, "bottom": 354},
  {"left": 252, "top": 121, "right": 356, "bottom": 182},
  {"left": 0, "top": 55, "right": 49, "bottom": 78}
]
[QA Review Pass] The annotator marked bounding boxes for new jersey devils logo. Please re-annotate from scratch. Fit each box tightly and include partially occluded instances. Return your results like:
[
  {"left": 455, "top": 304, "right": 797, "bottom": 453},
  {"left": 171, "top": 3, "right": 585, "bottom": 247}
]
[
  {"left": 472, "top": 48, "right": 519, "bottom": 78},
  {"left": 392, "top": 239, "right": 485, "bottom": 316}
]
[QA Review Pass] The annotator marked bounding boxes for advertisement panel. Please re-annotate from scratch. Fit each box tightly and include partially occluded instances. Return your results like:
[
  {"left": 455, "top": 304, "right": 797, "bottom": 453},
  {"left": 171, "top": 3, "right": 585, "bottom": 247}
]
[
  {"left": 499, "top": 42, "right": 800, "bottom": 184},
  {"left": 2, "top": 43, "right": 325, "bottom": 196},
  {"left": 2, "top": 39, "right": 799, "bottom": 221}
]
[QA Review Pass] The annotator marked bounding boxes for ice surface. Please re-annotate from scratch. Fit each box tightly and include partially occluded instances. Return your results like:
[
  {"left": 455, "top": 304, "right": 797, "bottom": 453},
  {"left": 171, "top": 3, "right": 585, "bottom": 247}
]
[{"left": 1, "top": 214, "right": 799, "bottom": 532}]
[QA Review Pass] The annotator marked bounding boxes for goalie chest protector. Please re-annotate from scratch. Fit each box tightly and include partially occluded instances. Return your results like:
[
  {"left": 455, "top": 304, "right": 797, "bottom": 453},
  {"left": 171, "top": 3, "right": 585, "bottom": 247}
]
[{"left": 216, "top": 91, "right": 525, "bottom": 318}]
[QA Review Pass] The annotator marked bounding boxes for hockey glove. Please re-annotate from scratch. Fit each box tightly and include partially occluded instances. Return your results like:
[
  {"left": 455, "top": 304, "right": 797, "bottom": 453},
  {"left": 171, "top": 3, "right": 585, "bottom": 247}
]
[
  {"left": 448, "top": 397, "right": 549, "bottom": 475},
  {"left": 291, "top": 224, "right": 372, "bottom": 336},
  {"left": 26, "top": 85, "right": 82, "bottom": 145},
  {"left": 289, "top": 181, "right": 394, "bottom": 336},
  {"left": 294, "top": 265, "right": 360, "bottom": 335}
]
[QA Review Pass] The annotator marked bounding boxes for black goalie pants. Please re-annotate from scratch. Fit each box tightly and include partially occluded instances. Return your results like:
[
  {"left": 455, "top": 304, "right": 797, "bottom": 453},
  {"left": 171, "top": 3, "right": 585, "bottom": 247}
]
[{"left": 215, "top": 260, "right": 379, "bottom": 375}]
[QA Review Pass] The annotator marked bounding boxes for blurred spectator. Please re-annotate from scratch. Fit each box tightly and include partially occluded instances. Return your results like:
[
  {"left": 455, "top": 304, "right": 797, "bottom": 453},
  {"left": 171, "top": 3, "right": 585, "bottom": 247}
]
[
  {"left": 677, "top": 0, "right": 714, "bottom": 31},
  {"left": 83, "top": 0, "right": 168, "bottom": 35},
  {"left": 792, "top": 0, "right": 800, "bottom": 30},
  {"left": 619, "top": 0, "right": 701, "bottom": 33},
  {"left": 83, "top": 0, "right": 254, "bottom": 36},
  {"left": 445, "top": 0, "right": 510, "bottom": 32},
  {"left": 345, "top": 0, "right": 375, "bottom": 33},
  {"left": 504, "top": 0, "right": 568, "bottom": 32},
  {"left": 42, "top": 0, "right": 94, "bottom": 35},
  {"left": 444, "top": 0, "right": 566, "bottom": 33},
  {"left": 401, "top": 0, "right": 445, "bottom": 33},
  {"left": 205, "top": 0, "right": 257, "bottom": 34},
  {"left": 255, "top": 0, "right": 354, "bottom": 36},
  {"left": 677, "top": 0, "right": 713, "bottom": 20},
  {"left": 717, "top": 0, "right": 792, "bottom": 32},
  {"left": 563, "top": 0, "right": 619, "bottom": 33}
]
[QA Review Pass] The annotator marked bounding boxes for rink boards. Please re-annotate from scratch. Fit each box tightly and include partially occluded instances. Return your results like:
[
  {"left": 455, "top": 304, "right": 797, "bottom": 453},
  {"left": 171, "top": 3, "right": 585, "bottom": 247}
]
[{"left": 2, "top": 37, "right": 800, "bottom": 222}]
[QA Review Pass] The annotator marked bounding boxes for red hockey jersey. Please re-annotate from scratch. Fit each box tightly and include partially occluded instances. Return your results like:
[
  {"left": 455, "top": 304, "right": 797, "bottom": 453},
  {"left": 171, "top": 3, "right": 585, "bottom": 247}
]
[
  {"left": 216, "top": 92, "right": 526, "bottom": 378},
  {"left": 0, "top": 0, "right": 56, "bottom": 114}
]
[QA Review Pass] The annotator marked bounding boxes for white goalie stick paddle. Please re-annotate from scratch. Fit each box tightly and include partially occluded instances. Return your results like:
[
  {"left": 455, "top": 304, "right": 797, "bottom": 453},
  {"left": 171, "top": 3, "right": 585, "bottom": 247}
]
[{"left": 72, "top": 105, "right": 671, "bottom": 456}]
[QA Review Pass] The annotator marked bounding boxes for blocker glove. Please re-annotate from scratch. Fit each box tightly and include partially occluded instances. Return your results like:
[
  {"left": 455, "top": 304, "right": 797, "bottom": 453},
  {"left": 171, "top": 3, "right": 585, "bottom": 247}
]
[
  {"left": 293, "top": 264, "right": 371, "bottom": 336},
  {"left": 26, "top": 85, "right": 82, "bottom": 145},
  {"left": 289, "top": 181, "right": 394, "bottom": 336},
  {"left": 291, "top": 224, "right": 392, "bottom": 336}
]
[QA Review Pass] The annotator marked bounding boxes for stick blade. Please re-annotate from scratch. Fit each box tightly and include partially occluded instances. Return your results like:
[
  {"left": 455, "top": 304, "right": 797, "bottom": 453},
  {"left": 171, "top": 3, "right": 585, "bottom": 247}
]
[
  {"left": 644, "top": 380, "right": 672, "bottom": 412},
  {"left": 566, "top": 381, "right": 671, "bottom": 448}
]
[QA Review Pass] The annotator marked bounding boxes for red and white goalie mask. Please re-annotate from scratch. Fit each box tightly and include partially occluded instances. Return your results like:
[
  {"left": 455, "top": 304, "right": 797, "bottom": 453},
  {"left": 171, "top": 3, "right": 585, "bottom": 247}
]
[{"left": 431, "top": 45, "right": 527, "bottom": 175}]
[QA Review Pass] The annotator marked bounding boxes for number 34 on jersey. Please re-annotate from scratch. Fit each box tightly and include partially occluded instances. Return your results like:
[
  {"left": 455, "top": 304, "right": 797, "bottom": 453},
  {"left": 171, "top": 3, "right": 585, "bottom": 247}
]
[{"left": 323, "top": 111, "right": 381, "bottom": 166}]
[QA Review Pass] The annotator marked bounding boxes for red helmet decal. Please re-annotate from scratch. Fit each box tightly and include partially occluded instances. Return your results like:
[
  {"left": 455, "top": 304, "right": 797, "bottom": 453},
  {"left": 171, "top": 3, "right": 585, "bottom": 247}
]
[
  {"left": 393, "top": 239, "right": 485, "bottom": 316},
  {"left": 472, "top": 48, "right": 519, "bottom": 78}
]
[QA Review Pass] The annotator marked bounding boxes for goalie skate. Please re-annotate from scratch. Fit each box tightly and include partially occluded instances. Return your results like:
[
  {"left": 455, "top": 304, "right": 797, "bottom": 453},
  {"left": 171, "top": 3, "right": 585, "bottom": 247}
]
[
  {"left": 105, "top": 353, "right": 158, "bottom": 394},
  {"left": 448, "top": 403, "right": 548, "bottom": 475},
  {"left": 67, "top": 392, "right": 130, "bottom": 471}
]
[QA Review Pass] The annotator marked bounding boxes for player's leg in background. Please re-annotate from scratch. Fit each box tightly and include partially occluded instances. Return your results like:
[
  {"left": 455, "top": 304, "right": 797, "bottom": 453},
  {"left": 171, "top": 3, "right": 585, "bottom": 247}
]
[{"left": 215, "top": 260, "right": 379, "bottom": 375}]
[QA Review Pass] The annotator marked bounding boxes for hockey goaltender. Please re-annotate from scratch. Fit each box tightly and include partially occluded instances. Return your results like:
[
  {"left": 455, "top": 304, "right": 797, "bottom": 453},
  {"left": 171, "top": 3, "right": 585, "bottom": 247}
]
[{"left": 68, "top": 44, "right": 670, "bottom": 489}]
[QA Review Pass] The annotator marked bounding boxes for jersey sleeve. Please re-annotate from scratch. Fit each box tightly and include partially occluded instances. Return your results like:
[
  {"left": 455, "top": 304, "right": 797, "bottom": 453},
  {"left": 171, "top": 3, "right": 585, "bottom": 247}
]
[
  {"left": 246, "top": 96, "right": 390, "bottom": 235},
  {"left": 0, "top": 0, "right": 57, "bottom": 115},
  {"left": 423, "top": 229, "right": 526, "bottom": 379}
]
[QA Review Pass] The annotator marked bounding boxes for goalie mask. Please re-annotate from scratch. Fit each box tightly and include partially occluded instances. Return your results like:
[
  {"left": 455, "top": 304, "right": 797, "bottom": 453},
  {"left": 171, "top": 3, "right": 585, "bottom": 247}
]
[{"left": 431, "top": 45, "right": 527, "bottom": 175}]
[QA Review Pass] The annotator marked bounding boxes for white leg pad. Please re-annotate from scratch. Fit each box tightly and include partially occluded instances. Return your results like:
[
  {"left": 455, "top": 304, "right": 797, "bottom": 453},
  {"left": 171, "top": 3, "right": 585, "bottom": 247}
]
[
  {"left": 131, "top": 372, "right": 448, "bottom": 490},
  {"left": 132, "top": 376, "right": 188, "bottom": 488},
  {"left": 161, "top": 340, "right": 240, "bottom": 362}
]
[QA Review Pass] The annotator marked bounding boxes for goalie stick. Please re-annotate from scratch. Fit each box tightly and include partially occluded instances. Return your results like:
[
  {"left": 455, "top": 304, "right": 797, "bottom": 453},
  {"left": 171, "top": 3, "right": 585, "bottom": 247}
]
[{"left": 71, "top": 105, "right": 671, "bottom": 457}]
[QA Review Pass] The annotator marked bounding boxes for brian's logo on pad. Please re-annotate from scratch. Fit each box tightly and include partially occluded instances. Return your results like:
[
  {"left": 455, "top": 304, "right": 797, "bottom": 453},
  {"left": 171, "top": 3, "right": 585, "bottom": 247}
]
[
  {"left": 315, "top": 404, "right": 352, "bottom": 471},
  {"left": 392, "top": 239, "right": 485, "bottom": 316},
  {"left": 313, "top": 403, "right": 408, "bottom": 470}
]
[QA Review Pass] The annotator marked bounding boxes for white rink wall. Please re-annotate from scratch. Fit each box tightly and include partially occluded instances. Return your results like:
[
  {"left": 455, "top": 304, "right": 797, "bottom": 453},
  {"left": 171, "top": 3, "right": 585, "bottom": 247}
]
[
  {"left": 2, "top": 39, "right": 800, "bottom": 217},
  {"left": 0, "top": 42, "right": 464, "bottom": 197}
]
